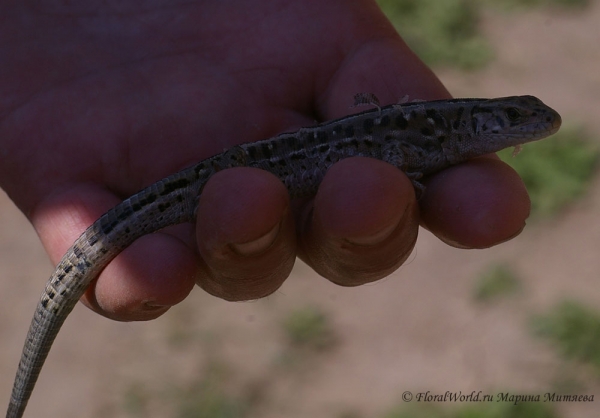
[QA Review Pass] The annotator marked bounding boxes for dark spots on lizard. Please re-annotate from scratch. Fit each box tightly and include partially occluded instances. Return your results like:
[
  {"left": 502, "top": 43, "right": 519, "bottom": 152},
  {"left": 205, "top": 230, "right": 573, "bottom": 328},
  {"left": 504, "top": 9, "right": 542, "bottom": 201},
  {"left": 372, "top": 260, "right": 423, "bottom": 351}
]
[
  {"left": 73, "top": 246, "right": 83, "bottom": 257},
  {"left": 349, "top": 138, "right": 359, "bottom": 148},
  {"left": 160, "top": 178, "right": 190, "bottom": 196},
  {"left": 246, "top": 146, "right": 259, "bottom": 160},
  {"left": 63, "top": 265, "right": 72, "bottom": 274},
  {"left": 363, "top": 118, "right": 374, "bottom": 134},
  {"left": 299, "top": 131, "right": 316, "bottom": 146},
  {"left": 344, "top": 125, "right": 355, "bottom": 138},
  {"left": 379, "top": 115, "right": 391, "bottom": 127},
  {"left": 88, "top": 235, "right": 98, "bottom": 246},
  {"left": 101, "top": 196, "right": 156, "bottom": 232},
  {"left": 332, "top": 125, "right": 343, "bottom": 135},
  {"left": 410, "top": 110, "right": 418, "bottom": 119},
  {"left": 290, "top": 152, "right": 307, "bottom": 161},
  {"left": 420, "top": 127, "right": 434, "bottom": 136},
  {"left": 318, "top": 144, "right": 330, "bottom": 153},
  {"left": 260, "top": 143, "right": 273, "bottom": 159},
  {"left": 437, "top": 135, "right": 446, "bottom": 143},
  {"left": 124, "top": 227, "right": 130, "bottom": 234},
  {"left": 471, "top": 117, "right": 478, "bottom": 133},
  {"left": 47, "top": 289, "right": 55, "bottom": 300},
  {"left": 136, "top": 193, "right": 157, "bottom": 208},
  {"left": 158, "top": 202, "right": 171, "bottom": 213},
  {"left": 128, "top": 193, "right": 157, "bottom": 217},
  {"left": 193, "top": 162, "right": 207, "bottom": 176},
  {"left": 116, "top": 206, "right": 133, "bottom": 221},
  {"left": 395, "top": 114, "right": 408, "bottom": 130},
  {"left": 453, "top": 107, "right": 465, "bottom": 130},
  {"left": 176, "top": 194, "right": 184, "bottom": 203},
  {"left": 102, "top": 222, "right": 116, "bottom": 235},
  {"left": 362, "top": 138, "right": 374, "bottom": 148},
  {"left": 277, "top": 159, "right": 287, "bottom": 166},
  {"left": 316, "top": 130, "right": 328, "bottom": 143},
  {"left": 41, "top": 298, "right": 49, "bottom": 308},
  {"left": 426, "top": 109, "right": 447, "bottom": 127}
]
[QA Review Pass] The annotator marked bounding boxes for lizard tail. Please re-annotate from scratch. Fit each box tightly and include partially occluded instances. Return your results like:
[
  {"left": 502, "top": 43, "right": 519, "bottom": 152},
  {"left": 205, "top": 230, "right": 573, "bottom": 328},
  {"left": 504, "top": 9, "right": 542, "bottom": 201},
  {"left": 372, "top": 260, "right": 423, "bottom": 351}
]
[{"left": 6, "top": 172, "right": 201, "bottom": 418}]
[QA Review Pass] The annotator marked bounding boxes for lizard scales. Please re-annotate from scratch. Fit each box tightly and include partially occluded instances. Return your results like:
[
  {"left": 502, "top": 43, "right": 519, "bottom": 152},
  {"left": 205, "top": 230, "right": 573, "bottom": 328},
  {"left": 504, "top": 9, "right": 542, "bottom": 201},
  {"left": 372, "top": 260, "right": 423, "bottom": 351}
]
[{"left": 6, "top": 95, "right": 561, "bottom": 417}]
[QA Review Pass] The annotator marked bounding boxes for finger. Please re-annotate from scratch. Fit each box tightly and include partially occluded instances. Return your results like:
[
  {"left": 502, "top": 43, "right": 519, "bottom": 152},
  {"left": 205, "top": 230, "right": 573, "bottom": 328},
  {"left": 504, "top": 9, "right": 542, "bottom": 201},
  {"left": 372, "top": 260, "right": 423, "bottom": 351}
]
[
  {"left": 195, "top": 167, "right": 296, "bottom": 301},
  {"left": 316, "top": 35, "right": 451, "bottom": 119},
  {"left": 85, "top": 232, "right": 198, "bottom": 321},
  {"left": 419, "top": 156, "right": 531, "bottom": 249},
  {"left": 32, "top": 184, "right": 197, "bottom": 321},
  {"left": 297, "top": 157, "right": 419, "bottom": 286}
]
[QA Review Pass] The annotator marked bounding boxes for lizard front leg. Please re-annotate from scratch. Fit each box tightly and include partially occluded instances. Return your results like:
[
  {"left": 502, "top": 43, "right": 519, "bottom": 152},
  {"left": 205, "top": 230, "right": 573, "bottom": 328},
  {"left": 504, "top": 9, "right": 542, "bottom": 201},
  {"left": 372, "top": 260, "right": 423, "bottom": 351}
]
[{"left": 381, "top": 142, "right": 426, "bottom": 197}]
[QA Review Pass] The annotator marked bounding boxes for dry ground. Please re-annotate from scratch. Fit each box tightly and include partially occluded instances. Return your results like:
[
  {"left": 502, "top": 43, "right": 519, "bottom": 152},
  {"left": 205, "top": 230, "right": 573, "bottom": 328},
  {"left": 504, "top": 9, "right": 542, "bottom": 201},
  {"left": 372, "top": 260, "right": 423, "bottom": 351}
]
[{"left": 1, "top": 3, "right": 600, "bottom": 417}]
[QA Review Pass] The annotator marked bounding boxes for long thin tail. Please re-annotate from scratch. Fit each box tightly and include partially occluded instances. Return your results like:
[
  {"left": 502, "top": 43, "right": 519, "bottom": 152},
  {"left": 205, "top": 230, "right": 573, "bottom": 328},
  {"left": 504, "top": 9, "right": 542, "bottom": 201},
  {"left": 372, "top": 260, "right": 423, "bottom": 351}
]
[{"left": 6, "top": 172, "right": 200, "bottom": 418}]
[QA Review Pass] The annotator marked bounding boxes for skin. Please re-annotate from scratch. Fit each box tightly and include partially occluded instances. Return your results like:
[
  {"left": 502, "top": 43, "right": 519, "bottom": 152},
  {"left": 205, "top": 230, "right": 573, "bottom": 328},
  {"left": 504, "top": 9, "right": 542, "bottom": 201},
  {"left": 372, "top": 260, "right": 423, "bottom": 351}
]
[{"left": 0, "top": 0, "right": 530, "bottom": 321}]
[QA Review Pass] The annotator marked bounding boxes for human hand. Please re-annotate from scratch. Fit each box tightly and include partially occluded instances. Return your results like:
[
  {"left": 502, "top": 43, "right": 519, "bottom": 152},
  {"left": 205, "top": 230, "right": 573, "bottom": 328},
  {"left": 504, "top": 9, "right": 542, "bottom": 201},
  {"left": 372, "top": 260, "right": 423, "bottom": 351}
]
[{"left": 0, "top": 0, "right": 530, "bottom": 321}]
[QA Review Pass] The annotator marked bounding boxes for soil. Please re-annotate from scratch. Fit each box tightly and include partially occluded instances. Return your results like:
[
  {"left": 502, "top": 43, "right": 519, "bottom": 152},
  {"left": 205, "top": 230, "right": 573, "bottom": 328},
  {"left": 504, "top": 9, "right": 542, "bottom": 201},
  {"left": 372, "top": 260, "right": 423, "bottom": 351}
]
[{"left": 1, "top": 3, "right": 600, "bottom": 418}]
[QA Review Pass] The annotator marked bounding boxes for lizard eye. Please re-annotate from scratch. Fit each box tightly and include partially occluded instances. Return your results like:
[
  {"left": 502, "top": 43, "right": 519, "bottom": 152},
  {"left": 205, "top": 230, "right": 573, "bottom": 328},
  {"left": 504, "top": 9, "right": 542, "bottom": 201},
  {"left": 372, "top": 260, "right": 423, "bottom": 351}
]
[{"left": 505, "top": 107, "right": 522, "bottom": 122}]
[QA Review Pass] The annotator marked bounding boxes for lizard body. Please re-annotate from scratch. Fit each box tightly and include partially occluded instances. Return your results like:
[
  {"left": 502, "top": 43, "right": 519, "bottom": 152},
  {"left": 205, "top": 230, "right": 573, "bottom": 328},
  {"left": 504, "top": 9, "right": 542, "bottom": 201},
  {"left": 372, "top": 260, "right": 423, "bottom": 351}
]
[{"left": 6, "top": 95, "right": 561, "bottom": 417}]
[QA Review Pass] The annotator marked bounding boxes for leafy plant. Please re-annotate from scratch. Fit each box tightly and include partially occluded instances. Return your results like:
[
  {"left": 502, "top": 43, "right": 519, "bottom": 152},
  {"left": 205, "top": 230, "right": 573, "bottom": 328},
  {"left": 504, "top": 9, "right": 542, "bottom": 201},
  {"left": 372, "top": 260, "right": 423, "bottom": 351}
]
[
  {"left": 282, "top": 306, "right": 336, "bottom": 350},
  {"left": 377, "top": 0, "right": 492, "bottom": 70},
  {"left": 473, "top": 264, "right": 521, "bottom": 302},
  {"left": 498, "top": 124, "right": 598, "bottom": 218},
  {"left": 484, "top": 0, "right": 590, "bottom": 11},
  {"left": 532, "top": 300, "right": 600, "bottom": 371}
]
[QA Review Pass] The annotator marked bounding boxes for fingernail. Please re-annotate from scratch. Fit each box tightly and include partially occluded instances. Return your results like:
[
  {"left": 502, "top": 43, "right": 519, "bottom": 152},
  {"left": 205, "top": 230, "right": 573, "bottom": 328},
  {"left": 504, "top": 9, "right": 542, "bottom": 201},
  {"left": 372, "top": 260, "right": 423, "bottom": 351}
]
[
  {"left": 229, "top": 221, "right": 281, "bottom": 255},
  {"left": 143, "top": 302, "right": 171, "bottom": 311},
  {"left": 344, "top": 219, "right": 399, "bottom": 246}
]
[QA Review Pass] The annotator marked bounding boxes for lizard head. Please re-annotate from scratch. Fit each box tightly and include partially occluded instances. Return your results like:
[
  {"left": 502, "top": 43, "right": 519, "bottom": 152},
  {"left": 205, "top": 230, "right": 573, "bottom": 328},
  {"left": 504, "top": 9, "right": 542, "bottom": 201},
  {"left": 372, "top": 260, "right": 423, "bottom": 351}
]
[{"left": 444, "top": 95, "right": 562, "bottom": 163}]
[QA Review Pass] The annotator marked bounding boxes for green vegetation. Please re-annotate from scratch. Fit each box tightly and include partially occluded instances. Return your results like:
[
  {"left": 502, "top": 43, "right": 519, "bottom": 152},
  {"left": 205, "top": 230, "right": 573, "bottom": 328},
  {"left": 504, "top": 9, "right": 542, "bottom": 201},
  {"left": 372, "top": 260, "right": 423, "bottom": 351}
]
[
  {"left": 384, "top": 400, "right": 559, "bottom": 418},
  {"left": 282, "top": 306, "right": 336, "bottom": 350},
  {"left": 377, "top": 0, "right": 591, "bottom": 70},
  {"left": 532, "top": 300, "right": 600, "bottom": 372},
  {"left": 498, "top": 125, "right": 599, "bottom": 218},
  {"left": 175, "top": 365, "right": 246, "bottom": 418},
  {"left": 473, "top": 264, "right": 521, "bottom": 302},
  {"left": 377, "top": 0, "right": 492, "bottom": 70},
  {"left": 123, "top": 364, "right": 250, "bottom": 418},
  {"left": 484, "top": 0, "right": 590, "bottom": 10},
  {"left": 123, "top": 383, "right": 150, "bottom": 417}
]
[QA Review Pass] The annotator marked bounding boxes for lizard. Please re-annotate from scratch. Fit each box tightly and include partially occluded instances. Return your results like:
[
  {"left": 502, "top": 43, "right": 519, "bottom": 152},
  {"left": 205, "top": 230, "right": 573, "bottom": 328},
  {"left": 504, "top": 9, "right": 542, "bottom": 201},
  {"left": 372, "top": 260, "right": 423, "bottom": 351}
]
[{"left": 6, "top": 95, "right": 561, "bottom": 418}]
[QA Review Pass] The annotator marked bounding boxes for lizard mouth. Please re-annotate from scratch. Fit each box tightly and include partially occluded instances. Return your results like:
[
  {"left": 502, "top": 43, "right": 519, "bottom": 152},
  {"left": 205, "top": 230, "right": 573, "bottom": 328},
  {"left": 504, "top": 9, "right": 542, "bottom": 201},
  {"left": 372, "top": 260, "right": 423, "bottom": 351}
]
[
  {"left": 507, "top": 114, "right": 562, "bottom": 142},
  {"left": 511, "top": 116, "right": 562, "bottom": 156}
]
